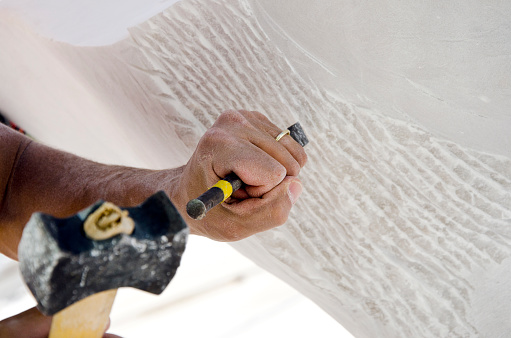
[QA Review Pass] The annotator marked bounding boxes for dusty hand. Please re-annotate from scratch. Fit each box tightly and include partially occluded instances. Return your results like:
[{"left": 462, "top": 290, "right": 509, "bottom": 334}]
[
  {"left": 0, "top": 307, "right": 121, "bottom": 338},
  {"left": 169, "top": 110, "right": 307, "bottom": 241}
]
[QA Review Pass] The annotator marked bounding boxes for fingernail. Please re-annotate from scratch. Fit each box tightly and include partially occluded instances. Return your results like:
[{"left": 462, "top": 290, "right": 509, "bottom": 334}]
[{"left": 288, "top": 180, "right": 303, "bottom": 204}]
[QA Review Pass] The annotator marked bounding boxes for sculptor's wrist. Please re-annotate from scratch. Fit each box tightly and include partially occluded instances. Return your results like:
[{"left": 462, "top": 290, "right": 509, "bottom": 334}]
[{"left": 163, "top": 165, "right": 197, "bottom": 231}]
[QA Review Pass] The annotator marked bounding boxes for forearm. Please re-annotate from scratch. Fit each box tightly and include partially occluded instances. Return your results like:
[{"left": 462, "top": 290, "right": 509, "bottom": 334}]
[
  {"left": 0, "top": 130, "right": 184, "bottom": 260},
  {"left": 0, "top": 110, "right": 306, "bottom": 259}
]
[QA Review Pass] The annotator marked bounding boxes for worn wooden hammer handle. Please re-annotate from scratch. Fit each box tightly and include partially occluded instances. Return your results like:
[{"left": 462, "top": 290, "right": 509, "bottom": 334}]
[
  {"left": 48, "top": 202, "right": 133, "bottom": 336},
  {"left": 49, "top": 289, "right": 117, "bottom": 338}
]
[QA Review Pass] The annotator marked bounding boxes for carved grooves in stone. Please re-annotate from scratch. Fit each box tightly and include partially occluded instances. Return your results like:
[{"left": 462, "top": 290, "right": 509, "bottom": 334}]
[{"left": 123, "top": 0, "right": 511, "bottom": 336}]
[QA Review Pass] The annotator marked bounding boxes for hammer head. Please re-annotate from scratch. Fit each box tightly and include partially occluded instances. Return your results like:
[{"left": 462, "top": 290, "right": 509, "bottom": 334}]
[{"left": 18, "top": 191, "right": 188, "bottom": 316}]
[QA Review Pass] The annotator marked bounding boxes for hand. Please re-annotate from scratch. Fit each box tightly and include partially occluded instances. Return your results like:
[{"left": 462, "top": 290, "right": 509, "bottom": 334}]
[
  {"left": 0, "top": 307, "right": 122, "bottom": 338},
  {"left": 169, "top": 110, "right": 307, "bottom": 241}
]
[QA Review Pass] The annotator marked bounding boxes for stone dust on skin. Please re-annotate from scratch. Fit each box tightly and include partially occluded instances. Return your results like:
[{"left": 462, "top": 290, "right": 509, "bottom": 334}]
[{"left": 1, "top": 0, "right": 511, "bottom": 337}]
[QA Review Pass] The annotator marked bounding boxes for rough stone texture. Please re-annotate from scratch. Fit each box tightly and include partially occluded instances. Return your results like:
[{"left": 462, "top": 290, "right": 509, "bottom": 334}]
[
  {"left": 2, "top": 0, "right": 511, "bottom": 336},
  {"left": 19, "top": 192, "right": 188, "bottom": 315}
]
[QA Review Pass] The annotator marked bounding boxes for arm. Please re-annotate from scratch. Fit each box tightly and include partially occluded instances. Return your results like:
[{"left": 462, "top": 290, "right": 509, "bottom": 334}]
[
  {"left": 0, "top": 110, "right": 307, "bottom": 260},
  {"left": 0, "top": 110, "right": 307, "bottom": 336},
  {"left": 0, "top": 123, "right": 183, "bottom": 260}
]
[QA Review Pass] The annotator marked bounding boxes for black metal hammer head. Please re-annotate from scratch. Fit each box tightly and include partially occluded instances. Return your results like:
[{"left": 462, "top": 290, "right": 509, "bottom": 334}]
[{"left": 18, "top": 191, "right": 188, "bottom": 316}]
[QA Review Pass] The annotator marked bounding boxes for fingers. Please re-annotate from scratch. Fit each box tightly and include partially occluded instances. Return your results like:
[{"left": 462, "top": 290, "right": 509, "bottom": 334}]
[
  {"left": 0, "top": 307, "right": 52, "bottom": 338},
  {"left": 211, "top": 139, "right": 286, "bottom": 197},
  {"left": 241, "top": 110, "right": 308, "bottom": 169},
  {"left": 221, "top": 176, "right": 303, "bottom": 239},
  {"left": 206, "top": 110, "right": 307, "bottom": 193}
]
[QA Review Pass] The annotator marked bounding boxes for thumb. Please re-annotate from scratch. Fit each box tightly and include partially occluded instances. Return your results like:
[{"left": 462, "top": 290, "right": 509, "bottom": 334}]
[{"left": 286, "top": 178, "right": 303, "bottom": 206}]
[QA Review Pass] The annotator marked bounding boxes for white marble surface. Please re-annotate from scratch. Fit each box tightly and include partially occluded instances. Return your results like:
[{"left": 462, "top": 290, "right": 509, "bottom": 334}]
[
  {"left": 252, "top": 1, "right": 511, "bottom": 158},
  {"left": 0, "top": 0, "right": 510, "bottom": 337}
]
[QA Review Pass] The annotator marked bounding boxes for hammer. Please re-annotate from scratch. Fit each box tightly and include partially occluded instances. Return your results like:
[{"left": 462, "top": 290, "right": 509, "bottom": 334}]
[{"left": 18, "top": 191, "right": 188, "bottom": 337}]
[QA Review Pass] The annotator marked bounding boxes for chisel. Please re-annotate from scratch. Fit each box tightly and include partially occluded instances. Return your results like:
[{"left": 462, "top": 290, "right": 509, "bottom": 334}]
[{"left": 186, "top": 122, "right": 308, "bottom": 220}]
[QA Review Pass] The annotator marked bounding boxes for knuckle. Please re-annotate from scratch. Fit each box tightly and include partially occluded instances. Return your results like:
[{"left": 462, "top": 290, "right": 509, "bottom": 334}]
[
  {"left": 267, "top": 164, "right": 287, "bottom": 185},
  {"left": 250, "top": 110, "right": 269, "bottom": 122},
  {"left": 288, "top": 160, "right": 301, "bottom": 176},
  {"left": 201, "top": 127, "right": 229, "bottom": 145},
  {"left": 216, "top": 110, "right": 257, "bottom": 131},
  {"left": 297, "top": 150, "right": 308, "bottom": 168},
  {"left": 217, "top": 110, "right": 247, "bottom": 126},
  {"left": 196, "top": 128, "right": 232, "bottom": 160},
  {"left": 237, "top": 109, "right": 251, "bottom": 117},
  {"left": 275, "top": 165, "right": 287, "bottom": 180},
  {"left": 272, "top": 205, "right": 290, "bottom": 226}
]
